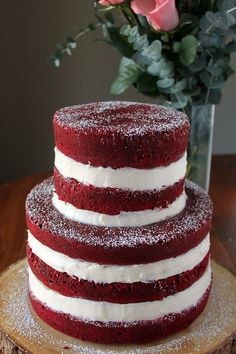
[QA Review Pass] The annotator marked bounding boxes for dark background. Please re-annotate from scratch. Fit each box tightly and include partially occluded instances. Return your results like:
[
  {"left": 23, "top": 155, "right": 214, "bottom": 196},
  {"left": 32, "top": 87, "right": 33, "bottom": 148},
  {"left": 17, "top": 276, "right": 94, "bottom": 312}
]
[{"left": 1, "top": 0, "right": 236, "bottom": 182}]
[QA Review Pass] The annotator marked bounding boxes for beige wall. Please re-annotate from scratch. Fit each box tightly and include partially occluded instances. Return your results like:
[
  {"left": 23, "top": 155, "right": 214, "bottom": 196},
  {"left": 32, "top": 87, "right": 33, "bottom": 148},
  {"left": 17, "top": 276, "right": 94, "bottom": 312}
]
[{"left": 1, "top": 0, "right": 236, "bottom": 182}]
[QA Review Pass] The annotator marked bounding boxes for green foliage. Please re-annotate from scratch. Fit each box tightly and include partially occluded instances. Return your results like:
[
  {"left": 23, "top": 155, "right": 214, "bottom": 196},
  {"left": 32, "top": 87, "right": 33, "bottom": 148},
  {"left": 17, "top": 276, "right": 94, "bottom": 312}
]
[
  {"left": 105, "top": 23, "right": 134, "bottom": 58},
  {"left": 50, "top": 37, "right": 77, "bottom": 67},
  {"left": 136, "top": 72, "right": 159, "bottom": 96},
  {"left": 51, "top": 0, "right": 236, "bottom": 109},
  {"left": 111, "top": 57, "right": 143, "bottom": 94},
  {"left": 179, "top": 35, "right": 199, "bottom": 65}
]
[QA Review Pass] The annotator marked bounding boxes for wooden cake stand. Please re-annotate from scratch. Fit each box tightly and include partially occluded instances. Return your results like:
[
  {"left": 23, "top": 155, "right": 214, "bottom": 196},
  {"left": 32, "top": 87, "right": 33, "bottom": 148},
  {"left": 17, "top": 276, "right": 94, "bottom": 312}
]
[{"left": 0, "top": 259, "right": 236, "bottom": 354}]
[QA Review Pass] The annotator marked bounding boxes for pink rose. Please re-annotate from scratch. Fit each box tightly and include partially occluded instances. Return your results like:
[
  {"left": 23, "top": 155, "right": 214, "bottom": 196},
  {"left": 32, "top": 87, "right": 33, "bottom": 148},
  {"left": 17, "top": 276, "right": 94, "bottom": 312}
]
[
  {"left": 131, "top": 0, "right": 179, "bottom": 31},
  {"left": 99, "top": 0, "right": 125, "bottom": 5}
]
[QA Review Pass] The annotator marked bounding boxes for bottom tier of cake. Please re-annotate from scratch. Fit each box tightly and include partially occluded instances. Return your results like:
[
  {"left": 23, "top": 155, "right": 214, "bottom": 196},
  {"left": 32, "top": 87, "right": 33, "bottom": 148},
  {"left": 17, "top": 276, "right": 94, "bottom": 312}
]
[
  {"left": 29, "top": 284, "right": 211, "bottom": 345},
  {"left": 2, "top": 260, "right": 236, "bottom": 354},
  {"left": 28, "top": 264, "right": 212, "bottom": 344}
]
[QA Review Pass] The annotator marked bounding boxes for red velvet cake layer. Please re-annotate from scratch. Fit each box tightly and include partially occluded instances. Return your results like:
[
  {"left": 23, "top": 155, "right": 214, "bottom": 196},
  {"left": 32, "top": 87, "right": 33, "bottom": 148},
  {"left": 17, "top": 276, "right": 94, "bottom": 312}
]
[
  {"left": 54, "top": 168, "right": 185, "bottom": 215},
  {"left": 29, "top": 286, "right": 211, "bottom": 344},
  {"left": 26, "top": 177, "right": 212, "bottom": 265},
  {"left": 53, "top": 102, "right": 189, "bottom": 169},
  {"left": 27, "top": 247, "right": 209, "bottom": 303}
]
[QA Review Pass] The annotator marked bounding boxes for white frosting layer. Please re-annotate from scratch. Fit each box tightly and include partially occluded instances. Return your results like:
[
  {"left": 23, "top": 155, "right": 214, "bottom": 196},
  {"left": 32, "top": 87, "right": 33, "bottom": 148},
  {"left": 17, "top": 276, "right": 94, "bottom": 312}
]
[
  {"left": 52, "top": 191, "right": 186, "bottom": 227},
  {"left": 28, "top": 264, "right": 211, "bottom": 322},
  {"left": 28, "top": 231, "right": 210, "bottom": 284},
  {"left": 54, "top": 147, "right": 187, "bottom": 191}
]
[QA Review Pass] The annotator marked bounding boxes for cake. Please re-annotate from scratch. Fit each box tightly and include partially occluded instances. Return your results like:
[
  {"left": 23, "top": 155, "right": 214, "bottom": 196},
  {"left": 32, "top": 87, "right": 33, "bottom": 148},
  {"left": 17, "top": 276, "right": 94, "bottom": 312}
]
[{"left": 26, "top": 101, "right": 213, "bottom": 344}]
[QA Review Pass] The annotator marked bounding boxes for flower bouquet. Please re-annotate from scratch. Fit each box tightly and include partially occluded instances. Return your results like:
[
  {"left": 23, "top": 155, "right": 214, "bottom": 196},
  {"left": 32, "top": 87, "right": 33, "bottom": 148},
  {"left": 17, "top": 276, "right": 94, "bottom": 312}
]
[{"left": 51, "top": 0, "right": 236, "bottom": 190}]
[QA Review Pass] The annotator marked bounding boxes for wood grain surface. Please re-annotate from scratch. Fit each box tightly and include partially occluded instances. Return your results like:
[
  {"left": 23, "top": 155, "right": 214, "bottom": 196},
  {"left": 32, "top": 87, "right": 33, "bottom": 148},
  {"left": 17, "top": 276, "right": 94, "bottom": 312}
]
[{"left": 0, "top": 155, "right": 236, "bottom": 274}]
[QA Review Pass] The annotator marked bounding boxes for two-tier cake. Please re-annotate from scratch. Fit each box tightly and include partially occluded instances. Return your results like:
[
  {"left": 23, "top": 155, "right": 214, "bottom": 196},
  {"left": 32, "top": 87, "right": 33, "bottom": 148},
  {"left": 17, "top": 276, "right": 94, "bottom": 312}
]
[{"left": 26, "top": 102, "right": 213, "bottom": 344}]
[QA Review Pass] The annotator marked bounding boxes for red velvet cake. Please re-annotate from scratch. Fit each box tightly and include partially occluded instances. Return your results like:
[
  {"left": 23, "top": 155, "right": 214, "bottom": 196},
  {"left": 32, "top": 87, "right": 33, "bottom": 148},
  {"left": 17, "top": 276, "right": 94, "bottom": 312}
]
[
  {"left": 53, "top": 102, "right": 189, "bottom": 168},
  {"left": 26, "top": 101, "right": 213, "bottom": 344}
]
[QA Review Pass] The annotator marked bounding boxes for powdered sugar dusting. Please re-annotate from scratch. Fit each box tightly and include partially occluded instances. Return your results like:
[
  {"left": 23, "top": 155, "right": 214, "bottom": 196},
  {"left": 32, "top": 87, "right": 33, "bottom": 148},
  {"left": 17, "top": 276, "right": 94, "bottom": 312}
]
[
  {"left": 25, "top": 178, "right": 212, "bottom": 249},
  {"left": 1, "top": 261, "right": 235, "bottom": 353},
  {"left": 53, "top": 102, "right": 189, "bottom": 136}
]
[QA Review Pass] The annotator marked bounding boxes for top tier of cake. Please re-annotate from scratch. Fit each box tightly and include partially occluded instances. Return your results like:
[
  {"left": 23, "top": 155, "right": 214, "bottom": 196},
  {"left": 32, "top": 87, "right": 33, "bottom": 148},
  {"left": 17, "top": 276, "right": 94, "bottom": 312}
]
[
  {"left": 54, "top": 101, "right": 189, "bottom": 169},
  {"left": 53, "top": 101, "right": 190, "bottom": 227}
]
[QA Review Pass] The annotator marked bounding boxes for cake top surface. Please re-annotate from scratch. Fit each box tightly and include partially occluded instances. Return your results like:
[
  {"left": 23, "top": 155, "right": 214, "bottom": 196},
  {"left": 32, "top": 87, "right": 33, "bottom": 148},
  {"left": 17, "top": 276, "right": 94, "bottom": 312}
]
[
  {"left": 26, "top": 177, "right": 212, "bottom": 250},
  {"left": 53, "top": 101, "right": 189, "bottom": 136}
]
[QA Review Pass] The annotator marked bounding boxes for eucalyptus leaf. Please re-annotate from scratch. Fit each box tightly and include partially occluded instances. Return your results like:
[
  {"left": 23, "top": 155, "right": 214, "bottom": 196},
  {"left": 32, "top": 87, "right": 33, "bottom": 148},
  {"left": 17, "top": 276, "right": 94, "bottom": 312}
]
[
  {"left": 159, "top": 78, "right": 189, "bottom": 94},
  {"left": 132, "top": 52, "right": 148, "bottom": 65},
  {"left": 111, "top": 58, "right": 143, "bottom": 94},
  {"left": 173, "top": 78, "right": 189, "bottom": 92},
  {"left": 50, "top": 54, "right": 61, "bottom": 67},
  {"left": 157, "top": 78, "right": 175, "bottom": 88},
  {"left": 199, "top": 31, "right": 225, "bottom": 48},
  {"left": 133, "top": 34, "right": 149, "bottom": 51},
  {"left": 128, "top": 27, "right": 141, "bottom": 44},
  {"left": 168, "top": 93, "right": 188, "bottom": 109},
  {"left": 120, "top": 24, "right": 131, "bottom": 36},
  {"left": 67, "top": 37, "right": 77, "bottom": 49},
  {"left": 65, "top": 47, "right": 72, "bottom": 55},
  {"left": 207, "top": 57, "right": 230, "bottom": 76},
  {"left": 147, "top": 58, "right": 167, "bottom": 76},
  {"left": 199, "top": 11, "right": 217, "bottom": 33},
  {"left": 200, "top": 11, "right": 216, "bottom": 32},
  {"left": 159, "top": 62, "right": 175, "bottom": 78},
  {"left": 140, "top": 40, "right": 162, "bottom": 64},
  {"left": 54, "top": 59, "right": 60, "bottom": 67},
  {"left": 179, "top": 35, "right": 198, "bottom": 66},
  {"left": 121, "top": 25, "right": 149, "bottom": 51},
  {"left": 128, "top": 26, "right": 139, "bottom": 42},
  {"left": 199, "top": 71, "right": 225, "bottom": 89},
  {"left": 188, "top": 56, "right": 207, "bottom": 72},
  {"left": 211, "top": 78, "right": 225, "bottom": 90},
  {"left": 214, "top": 12, "right": 236, "bottom": 30},
  {"left": 158, "top": 86, "right": 174, "bottom": 94}
]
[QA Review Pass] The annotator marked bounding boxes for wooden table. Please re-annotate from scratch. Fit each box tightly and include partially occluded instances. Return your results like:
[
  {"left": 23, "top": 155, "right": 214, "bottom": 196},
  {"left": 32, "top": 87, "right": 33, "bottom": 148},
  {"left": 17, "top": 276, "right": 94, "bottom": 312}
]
[{"left": 0, "top": 155, "right": 236, "bottom": 274}]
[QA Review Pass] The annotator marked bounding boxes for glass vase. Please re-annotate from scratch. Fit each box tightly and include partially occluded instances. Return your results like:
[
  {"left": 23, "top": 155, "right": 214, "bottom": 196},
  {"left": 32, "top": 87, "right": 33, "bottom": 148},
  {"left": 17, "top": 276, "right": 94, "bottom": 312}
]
[{"left": 187, "top": 104, "right": 215, "bottom": 192}]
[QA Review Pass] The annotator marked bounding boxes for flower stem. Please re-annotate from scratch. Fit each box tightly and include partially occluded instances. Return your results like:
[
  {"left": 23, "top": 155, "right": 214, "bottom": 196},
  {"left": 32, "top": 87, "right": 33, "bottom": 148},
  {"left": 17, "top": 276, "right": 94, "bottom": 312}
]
[
  {"left": 131, "top": 11, "right": 143, "bottom": 28},
  {"left": 74, "top": 23, "right": 101, "bottom": 41},
  {"left": 119, "top": 7, "right": 132, "bottom": 25},
  {"left": 208, "top": 0, "right": 215, "bottom": 11},
  {"left": 228, "top": 6, "right": 236, "bottom": 14}
]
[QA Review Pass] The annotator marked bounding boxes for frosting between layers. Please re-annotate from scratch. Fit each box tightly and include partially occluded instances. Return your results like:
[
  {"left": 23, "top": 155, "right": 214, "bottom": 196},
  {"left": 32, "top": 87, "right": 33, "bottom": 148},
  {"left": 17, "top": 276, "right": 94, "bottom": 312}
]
[
  {"left": 28, "top": 231, "right": 210, "bottom": 283},
  {"left": 28, "top": 264, "right": 212, "bottom": 322},
  {"left": 52, "top": 191, "right": 187, "bottom": 227},
  {"left": 54, "top": 147, "right": 187, "bottom": 191}
]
